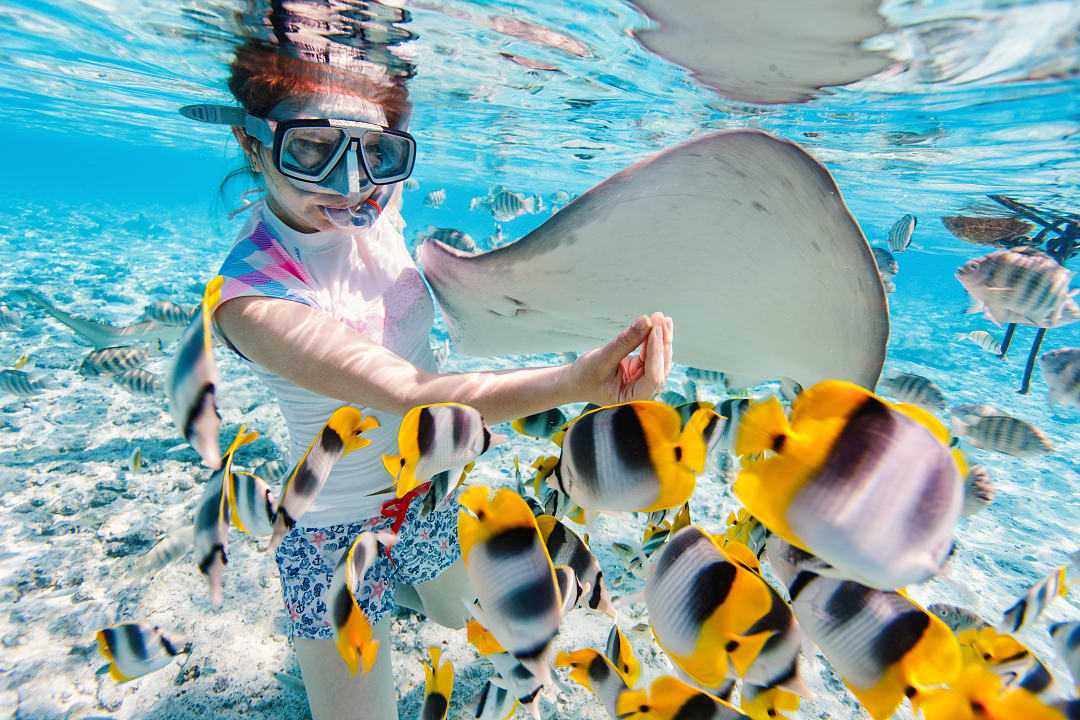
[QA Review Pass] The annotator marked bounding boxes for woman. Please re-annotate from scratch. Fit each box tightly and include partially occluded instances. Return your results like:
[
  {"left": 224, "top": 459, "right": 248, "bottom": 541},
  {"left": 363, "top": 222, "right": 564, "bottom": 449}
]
[{"left": 187, "top": 43, "right": 673, "bottom": 719}]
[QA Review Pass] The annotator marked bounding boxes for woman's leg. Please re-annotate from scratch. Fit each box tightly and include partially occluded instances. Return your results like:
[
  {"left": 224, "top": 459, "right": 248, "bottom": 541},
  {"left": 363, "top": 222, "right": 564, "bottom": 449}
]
[
  {"left": 413, "top": 556, "right": 471, "bottom": 630},
  {"left": 294, "top": 618, "right": 398, "bottom": 720}
]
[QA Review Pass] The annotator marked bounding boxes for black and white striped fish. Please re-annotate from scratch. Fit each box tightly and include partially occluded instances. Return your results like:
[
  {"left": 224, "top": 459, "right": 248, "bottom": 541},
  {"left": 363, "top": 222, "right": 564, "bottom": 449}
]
[
  {"left": 536, "top": 514, "right": 614, "bottom": 616},
  {"left": 383, "top": 402, "right": 502, "bottom": 511},
  {"left": 228, "top": 470, "right": 277, "bottom": 537},
  {"left": 880, "top": 372, "right": 946, "bottom": 412},
  {"left": 424, "top": 189, "right": 446, "bottom": 208},
  {"left": 1049, "top": 621, "right": 1080, "bottom": 693},
  {"left": 956, "top": 330, "right": 1002, "bottom": 354},
  {"left": 888, "top": 214, "right": 917, "bottom": 252},
  {"left": 0, "top": 368, "right": 47, "bottom": 397},
  {"left": 142, "top": 300, "right": 197, "bottom": 326},
  {"left": 646, "top": 526, "right": 805, "bottom": 693},
  {"left": 422, "top": 227, "right": 478, "bottom": 254},
  {"left": 1041, "top": 347, "right": 1080, "bottom": 410},
  {"left": 957, "top": 247, "right": 1080, "bottom": 328},
  {"left": 113, "top": 368, "right": 163, "bottom": 396},
  {"left": 962, "top": 464, "right": 994, "bottom": 515},
  {"left": 686, "top": 367, "right": 726, "bottom": 384},
  {"left": 329, "top": 532, "right": 391, "bottom": 674},
  {"left": 166, "top": 276, "right": 223, "bottom": 468},
  {"left": 871, "top": 245, "right": 899, "bottom": 277},
  {"left": 1000, "top": 557, "right": 1074, "bottom": 632},
  {"left": 270, "top": 406, "right": 380, "bottom": 550},
  {"left": 459, "top": 486, "right": 563, "bottom": 690},
  {"left": 78, "top": 346, "right": 149, "bottom": 377},
  {"left": 96, "top": 623, "right": 187, "bottom": 682},
  {"left": 193, "top": 427, "right": 258, "bottom": 606},
  {"left": 767, "top": 538, "right": 960, "bottom": 720},
  {"left": 951, "top": 412, "right": 1053, "bottom": 457}
]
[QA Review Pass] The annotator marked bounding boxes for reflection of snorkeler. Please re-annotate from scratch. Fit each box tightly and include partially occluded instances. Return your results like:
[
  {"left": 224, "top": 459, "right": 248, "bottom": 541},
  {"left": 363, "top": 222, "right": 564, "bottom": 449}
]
[{"left": 182, "top": 43, "right": 673, "bottom": 719}]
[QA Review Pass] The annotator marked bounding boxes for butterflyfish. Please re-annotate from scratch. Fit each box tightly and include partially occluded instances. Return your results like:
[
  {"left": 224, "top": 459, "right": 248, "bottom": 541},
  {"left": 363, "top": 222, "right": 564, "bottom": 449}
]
[
  {"left": 915, "top": 663, "right": 1069, "bottom": 720},
  {"left": 471, "top": 680, "right": 517, "bottom": 720},
  {"left": 420, "top": 646, "right": 454, "bottom": 720},
  {"left": 193, "top": 425, "right": 257, "bottom": 605},
  {"left": 605, "top": 623, "right": 641, "bottom": 687},
  {"left": 512, "top": 407, "right": 568, "bottom": 440},
  {"left": 550, "top": 401, "right": 710, "bottom": 515},
  {"left": 458, "top": 485, "right": 563, "bottom": 689},
  {"left": 227, "top": 470, "right": 276, "bottom": 537},
  {"left": 329, "top": 531, "right": 394, "bottom": 674},
  {"left": 615, "top": 675, "right": 751, "bottom": 719},
  {"left": 556, "top": 647, "right": 633, "bottom": 719},
  {"left": 957, "top": 625, "right": 1054, "bottom": 697},
  {"left": 645, "top": 526, "right": 804, "bottom": 692},
  {"left": 734, "top": 379, "right": 966, "bottom": 589},
  {"left": 383, "top": 402, "right": 502, "bottom": 508},
  {"left": 96, "top": 623, "right": 187, "bottom": 682},
  {"left": 1049, "top": 621, "right": 1080, "bottom": 694},
  {"left": 536, "top": 514, "right": 614, "bottom": 617},
  {"left": 269, "top": 406, "right": 379, "bottom": 551},
  {"left": 767, "top": 538, "right": 961, "bottom": 720},
  {"left": 166, "top": 275, "right": 224, "bottom": 468},
  {"left": 1000, "top": 556, "right": 1075, "bottom": 632}
]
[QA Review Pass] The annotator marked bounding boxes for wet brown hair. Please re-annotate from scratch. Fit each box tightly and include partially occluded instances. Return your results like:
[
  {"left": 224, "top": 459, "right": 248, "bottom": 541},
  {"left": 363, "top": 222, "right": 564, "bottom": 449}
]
[{"left": 227, "top": 40, "right": 410, "bottom": 126}]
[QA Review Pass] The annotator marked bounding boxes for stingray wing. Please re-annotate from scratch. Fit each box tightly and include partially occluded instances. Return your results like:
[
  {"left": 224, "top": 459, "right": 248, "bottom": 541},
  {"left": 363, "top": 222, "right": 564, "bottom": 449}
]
[{"left": 419, "top": 130, "right": 888, "bottom": 391}]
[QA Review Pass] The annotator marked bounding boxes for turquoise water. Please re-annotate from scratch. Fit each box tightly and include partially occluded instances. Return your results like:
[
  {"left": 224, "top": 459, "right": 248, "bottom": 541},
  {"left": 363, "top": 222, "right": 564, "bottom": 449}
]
[{"left": 1, "top": 1, "right": 1079, "bottom": 718}]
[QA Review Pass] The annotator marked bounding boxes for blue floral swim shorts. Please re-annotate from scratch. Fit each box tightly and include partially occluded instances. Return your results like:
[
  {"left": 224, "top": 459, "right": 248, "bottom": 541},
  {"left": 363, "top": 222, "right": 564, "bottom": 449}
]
[{"left": 274, "top": 495, "right": 461, "bottom": 640}]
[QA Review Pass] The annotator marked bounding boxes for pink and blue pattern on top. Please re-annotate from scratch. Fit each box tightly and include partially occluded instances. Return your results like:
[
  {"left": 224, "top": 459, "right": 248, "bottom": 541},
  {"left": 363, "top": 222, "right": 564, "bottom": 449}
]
[{"left": 217, "top": 222, "right": 317, "bottom": 309}]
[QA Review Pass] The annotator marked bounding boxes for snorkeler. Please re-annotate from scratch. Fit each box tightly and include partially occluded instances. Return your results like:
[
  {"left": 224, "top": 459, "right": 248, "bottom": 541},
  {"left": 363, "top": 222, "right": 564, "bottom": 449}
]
[{"left": 181, "top": 43, "right": 672, "bottom": 720}]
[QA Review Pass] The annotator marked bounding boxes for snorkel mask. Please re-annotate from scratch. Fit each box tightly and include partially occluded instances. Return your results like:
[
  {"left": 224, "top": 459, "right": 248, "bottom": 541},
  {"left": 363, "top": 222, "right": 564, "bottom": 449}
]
[{"left": 180, "top": 104, "right": 416, "bottom": 229}]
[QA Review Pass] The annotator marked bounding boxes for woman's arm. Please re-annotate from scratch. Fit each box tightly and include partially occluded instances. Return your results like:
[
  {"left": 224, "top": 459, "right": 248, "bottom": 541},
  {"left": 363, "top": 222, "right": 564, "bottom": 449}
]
[{"left": 216, "top": 296, "right": 672, "bottom": 425}]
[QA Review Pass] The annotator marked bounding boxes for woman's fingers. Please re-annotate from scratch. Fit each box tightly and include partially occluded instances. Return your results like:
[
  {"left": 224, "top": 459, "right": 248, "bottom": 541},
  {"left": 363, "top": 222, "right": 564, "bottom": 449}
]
[
  {"left": 663, "top": 315, "right": 673, "bottom": 376},
  {"left": 645, "top": 323, "right": 664, "bottom": 394}
]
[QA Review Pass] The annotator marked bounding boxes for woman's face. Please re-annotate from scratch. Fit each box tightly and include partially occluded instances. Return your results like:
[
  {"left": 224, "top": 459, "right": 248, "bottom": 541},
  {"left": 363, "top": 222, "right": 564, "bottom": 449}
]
[{"left": 246, "top": 93, "right": 390, "bottom": 233}]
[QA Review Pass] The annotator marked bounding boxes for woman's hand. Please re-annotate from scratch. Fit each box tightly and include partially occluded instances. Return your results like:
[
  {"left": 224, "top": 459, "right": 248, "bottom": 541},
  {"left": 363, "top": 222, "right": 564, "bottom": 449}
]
[{"left": 569, "top": 311, "right": 674, "bottom": 406}]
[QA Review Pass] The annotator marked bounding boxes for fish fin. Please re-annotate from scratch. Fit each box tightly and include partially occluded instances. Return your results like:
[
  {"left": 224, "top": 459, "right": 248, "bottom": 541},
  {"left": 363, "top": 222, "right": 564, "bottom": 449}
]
[
  {"left": 381, "top": 454, "right": 401, "bottom": 480},
  {"left": 457, "top": 508, "right": 480, "bottom": 562},
  {"left": 466, "top": 618, "right": 505, "bottom": 655},
  {"left": 676, "top": 408, "right": 714, "bottom": 473},
  {"left": 424, "top": 647, "right": 454, "bottom": 707},
  {"left": 488, "top": 432, "right": 509, "bottom": 448},
  {"left": 567, "top": 505, "right": 587, "bottom": 525},
  {"left": 615, "top": 688, "right": 650, "bottom": 717},
  {"left": 728, "top": 630, "right": 773, "bottom": 677},
  {"left": 734, "top": 396, "right": 789, "bottom": 456},
  {"left": 535, "top": 514, "right": 556, "bottom": 542},
  {"left": 550, "top": 429, "right": 565, "bottom": 447},
  {"left": 108, "top": 663, "right": 133, "bottom": 683},
  {"left": 361, "top": 639, "right": 380, "bottom": 674},
  {"left": 511, "top": 418, "right": 526, "bottom": 435},
  {"left": 721, "top": 539, "right": 762, "bottom": 574}
]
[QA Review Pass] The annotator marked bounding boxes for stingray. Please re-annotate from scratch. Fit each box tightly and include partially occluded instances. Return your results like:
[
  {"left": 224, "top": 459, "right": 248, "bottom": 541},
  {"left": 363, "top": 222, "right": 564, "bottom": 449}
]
[
  {"left": 419, "top": 130, "right": 888, "bottom": 391},
  {"left": 630, "top": 0, "right": 892, "bottom": 104}
]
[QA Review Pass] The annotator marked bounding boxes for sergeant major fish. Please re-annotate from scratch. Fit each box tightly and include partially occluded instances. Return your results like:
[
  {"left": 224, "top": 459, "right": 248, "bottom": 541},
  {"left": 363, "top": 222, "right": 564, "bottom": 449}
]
[
  {"left": 735, "top": 380, "right": 966, "bottom": 589},
  {"left": 951, "top": 412, "right": 1053, "bottom": 457},
  {"left": 78, "top": 346, "right": 149, "bottom": 376},
  {"left": 880, "top": 372, "right": 946, "bottom": 412},
  {"left": 957, "top": 330, "right": 1002, "bottom": 355},
  {"left": 424, "top": 189, "right": 447, "bottom": 208},
  {"left": 113, "top": 368, "right": 163, "bottom": 396},
  {"left": 957, "top": 247, "right": 1080, "bottom": 328},
  {"left": 1040, "top": 347, "right": 1080, "bottom": 410},
  {"left": 888, "top": 214, "right": 917, "bottom": 252},
  {"left": 0, "top": 369, "right": 48, "bottom": 397},
  {"left": 142, "top": 300, "right": 197, "bottom": 326}
]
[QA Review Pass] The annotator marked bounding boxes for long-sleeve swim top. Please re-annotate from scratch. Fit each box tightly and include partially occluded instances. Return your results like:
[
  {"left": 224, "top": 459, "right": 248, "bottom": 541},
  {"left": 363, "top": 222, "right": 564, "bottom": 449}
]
[{"left": 213, "top": 194, "right": 437, "bottom": 527}]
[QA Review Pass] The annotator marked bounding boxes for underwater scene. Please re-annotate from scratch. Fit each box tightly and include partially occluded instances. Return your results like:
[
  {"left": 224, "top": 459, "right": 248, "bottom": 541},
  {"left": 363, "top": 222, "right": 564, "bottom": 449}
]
[{"left": 1, "top": 0, "right": 1079, "bottom": 718}]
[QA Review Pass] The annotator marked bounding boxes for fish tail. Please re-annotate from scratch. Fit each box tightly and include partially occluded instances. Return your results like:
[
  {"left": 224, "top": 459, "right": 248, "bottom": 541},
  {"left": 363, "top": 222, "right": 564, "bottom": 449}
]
[
  {"left": 95, "top": 630, "right": 113, "bottom": 661},
  {"left": 361, "top": 639, "right": 380, "bottom": 674},
  {"left": 734, "top": 396, "right": 790, "bottom": 457},
  {"left": 426, "top": 647, "right": 454, "bottom": 703},
  {"left": 728, "top": 629, "right": 773, "bottom": 677},
  {"left": 676, "top": 408, "right": 713, "bottom": 473},
  {"left": 108, "top": 663, "right": 132, "bottom": 683}
]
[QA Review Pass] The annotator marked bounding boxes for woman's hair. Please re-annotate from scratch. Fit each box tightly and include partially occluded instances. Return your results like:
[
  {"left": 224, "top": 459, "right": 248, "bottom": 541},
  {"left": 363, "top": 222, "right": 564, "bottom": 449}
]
[{"left": 227, "top": 40, "right": 410, "bottom": 126}]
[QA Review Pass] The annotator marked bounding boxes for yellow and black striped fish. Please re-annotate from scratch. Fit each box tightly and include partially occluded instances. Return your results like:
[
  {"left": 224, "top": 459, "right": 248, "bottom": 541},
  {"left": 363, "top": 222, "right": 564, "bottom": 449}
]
[
  {"left": 605, "top": 624, "right": 641, "bottom": 687},
  {"left": 420, "top": 647, "right": 454, "bottom": 720},
  {"left": 512, "top": 407, "right": 568, "bottom": 440},
  {"left": 536, "top": 514, "right": 614, "bottom": 617},
  {"left": 227, "top": 470, "right": 276, "bottom": 537},
  {"left": 96, "top": 623, "right": 187, "bottom": 682},
  {"left": 166, "top": 276, "right": 223, "bottom": 468},
  {"left": 645, "top": 526, "right": 804, "bottom": 692},
  {"left": 999, "top": 556, "right": 1074, "bottom": 632},
  {"left": 329, "top": 531, "right": 392, "bottom": 674},
  {"left": 556, "top": 647, "right": 633, "bottom": 719},
  {"left": 383, "top": 402, "right": 501, "bottom": 508},
  {"left": 957, "top": 625, "right": 1054, "bottom": 698},
  {"left": 767, "top": 538, "right": 960, "bottom": 720},
  {"left": 193, "top": 426, "right": 258, "bottom": 606},
  {"left": 550, "top": 401, "right": 710, "bottom": 515},
  {"left": 269, "top": 406, "right": 379, "bottom": 551},
  {"left": 459, "top": 486, "right": 562, "bottom": 689},
  {"left": 735, "top": 380, "right": 966, "bottom": 589},
  {"left": 615, "top": 675, "right": 750, "bottom": 719}
]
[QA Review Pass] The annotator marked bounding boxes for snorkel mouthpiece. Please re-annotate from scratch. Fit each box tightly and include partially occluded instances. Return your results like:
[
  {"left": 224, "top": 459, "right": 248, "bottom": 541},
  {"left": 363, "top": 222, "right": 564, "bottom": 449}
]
[{"left": 321, "top": 185, "right": 392, "bottom": 230}]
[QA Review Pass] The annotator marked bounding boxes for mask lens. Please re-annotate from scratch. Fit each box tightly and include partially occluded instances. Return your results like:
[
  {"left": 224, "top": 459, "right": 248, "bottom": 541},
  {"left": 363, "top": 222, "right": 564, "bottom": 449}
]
[
  {"left": 279, "top": 126, "right": 347, "bottom": 178},
  {"left": 360, "top": 131, "right": 414, "bottom": 183}
]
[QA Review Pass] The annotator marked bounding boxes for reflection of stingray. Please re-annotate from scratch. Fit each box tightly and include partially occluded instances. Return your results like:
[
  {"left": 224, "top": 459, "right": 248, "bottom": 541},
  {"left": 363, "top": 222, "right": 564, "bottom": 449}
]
[
  {"left": 419, "top": 130, "right": 888, "bottom": 391},
  {"left": 630, "top": 0, "right": 893, "bottom": 104}
]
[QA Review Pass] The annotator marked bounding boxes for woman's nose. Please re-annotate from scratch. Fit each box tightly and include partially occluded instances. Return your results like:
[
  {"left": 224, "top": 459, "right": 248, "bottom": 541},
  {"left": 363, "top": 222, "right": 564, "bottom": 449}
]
[{"left": 322, "top": 146, "right": 368, "bottom": 195}]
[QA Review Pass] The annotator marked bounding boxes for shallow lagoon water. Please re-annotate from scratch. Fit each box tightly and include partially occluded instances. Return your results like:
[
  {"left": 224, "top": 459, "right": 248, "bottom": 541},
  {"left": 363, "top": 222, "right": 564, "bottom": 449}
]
[{"left": 2, "top": 0, "right": 1080, "bottom": 718}]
